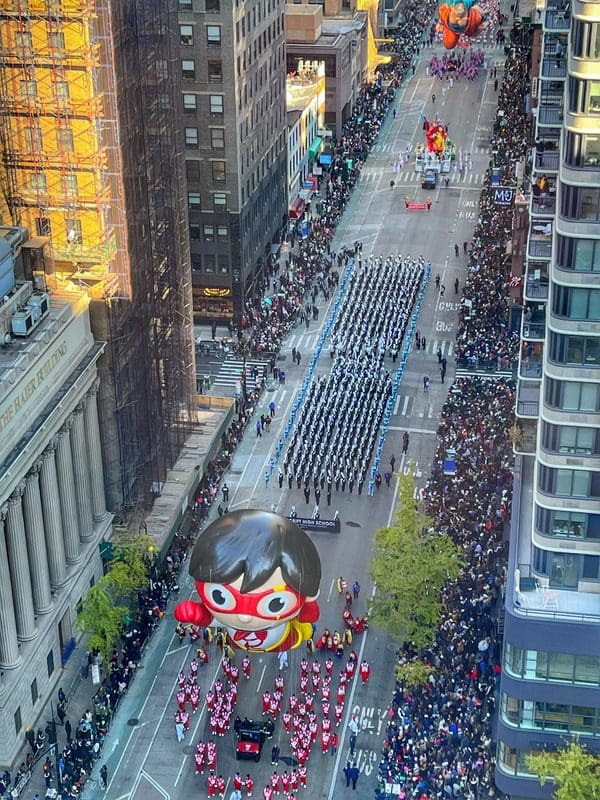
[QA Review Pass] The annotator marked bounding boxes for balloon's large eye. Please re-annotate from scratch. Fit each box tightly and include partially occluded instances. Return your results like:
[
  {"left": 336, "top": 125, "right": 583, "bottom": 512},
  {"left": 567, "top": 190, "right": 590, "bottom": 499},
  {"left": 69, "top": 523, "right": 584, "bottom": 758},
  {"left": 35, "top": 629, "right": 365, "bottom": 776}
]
[
  {"left": 256, "top": 591, "right": 299, "bottom": 618},
  {"left": 204, "top": 583, "right": 236, "bottom": 611}
]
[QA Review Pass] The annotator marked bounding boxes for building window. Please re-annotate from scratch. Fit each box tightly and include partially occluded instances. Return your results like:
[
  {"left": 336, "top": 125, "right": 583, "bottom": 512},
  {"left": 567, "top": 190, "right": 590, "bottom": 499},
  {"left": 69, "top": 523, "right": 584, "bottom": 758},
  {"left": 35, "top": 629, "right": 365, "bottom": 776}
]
[
  {"left": 29, "top": 173, "right": 47, "bottom": 192},
  {"left": 181, "top": 60, "right": 196, "bottom": 80},
  {"left": 178, "top": 0, "right": 193, "bottom": 8},
  {"left": 203, "top": 225, "right": 215, "bottom": 242},
  {"left": 212, "top": 192, "right": 227, "bottom": 211},
  {"left": 24, "top": 126, "right": 42, "bottom": 153},
  {"left": 536, "top": 507, "right": 600, "bottom": 540},
  {"left": 36, "top": 217, "right": 51, "bottom": 237},
  {"left": 501, "top": 693, "right": 600, "bottom": 735},
  {"left": 186, "top": 160, "right": 200, "bottom": 182},
  {"left": 561, "top": 184, "right": 600, "bottom": 221},
  {"left": 209, "top": 95, "right": 224, "bottom": 116},
  {"left": 185, "top": 127, "right": 199, "bottom": 147},
  {"left": 65, "top": 219, "right": 82, "bottom": 245},
  {"left": 31, "top": 678, "right": 38, "bottom": 705},
  {"left": 552, "top": 286, "right": 600, "bottom": 321},
  {"left": 208, "top": 60, "right": 223, "bottom": 83},
  {"left": 545, "top": 377, "right": 599, "bottom": 412},
  {"left": 15, "top": 31, "right": 33, "bottom": 51},
  {"left": 48, "top": 31, "right": 65, "bottom": 50},
  {"left": 54, "top": 80, "right": 69, "bottom": 99},
  {"left": 204, "top": 254, "right": 216, "bottom": 273},
  {"left": 20, "top": 80, "right": 37, "bottom": 99},
  {"left": 183, "top": 93, "right": 197, "bottom": 112},
  {"left": 550, "top": 333, "right": 600, "bottom": 367},
  {"left": 557, "top": 235, "right": 600, "bottom": 272},
  {"left": 57, "top": 126, "right": 74, "bottom": 152},
  {"left": 211, "top": 161, "right": 226, "bottom": 182},
  {"left": 188, "top": 192, "right": 201, "bottom": 208},
  {"left": 189, "top": 224, "right": 201, "bottom": 240},
  {"left": 179, "top": 24, "right": 193, "bottom": 45},
  {"left": 538, "top": 464, "right": 597, "bottom": 498},
  {"left": 206, "top": 0, "right": 220, "bottom": 10},
  {"left": 191, "top": 258, "right": 202, "bottom": 272},
  {"left": 589, "top": 81, "right": 600, "bottom": 113},
  {"left": 207, "top": 25, "right": 222, "bottom": 45},
  {"left": 47, "top": 649, "right": 55, "bottom": 677},
  {"left": 541, "top": 422, "right": 597, "bottom": 455},
  {"left": 63, "top": 174, "right": 78, "bottom": 195},
  {"left": 210, "top": 128, "right": 225, "bottom": 150},
  {"left": 217, "top": 225, "right": 228, "bottom": 241},
  {"left": 14, "top": 707, "right": 22, "bottom": 737},
  {"left": 218, "top": 258, "right": 230, "bottom": 274}
]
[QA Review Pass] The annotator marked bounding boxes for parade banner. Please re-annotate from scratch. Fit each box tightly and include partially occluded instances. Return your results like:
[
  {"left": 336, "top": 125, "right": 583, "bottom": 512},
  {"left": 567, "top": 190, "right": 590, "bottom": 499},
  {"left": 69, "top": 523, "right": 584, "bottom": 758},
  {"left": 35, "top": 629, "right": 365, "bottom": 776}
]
[{"left": 289, "top": 517, "right": 341, "bottom": 534}]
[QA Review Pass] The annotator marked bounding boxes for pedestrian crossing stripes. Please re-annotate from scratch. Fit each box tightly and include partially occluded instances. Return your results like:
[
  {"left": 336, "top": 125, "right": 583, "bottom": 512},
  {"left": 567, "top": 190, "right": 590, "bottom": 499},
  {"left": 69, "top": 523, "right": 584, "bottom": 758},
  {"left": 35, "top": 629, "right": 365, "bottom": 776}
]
[
  {"left": 370, "top": 143, "right": 489, "bottom": 155},
  {"left": 391, "top": 396, "right": 436, "bottom": 418},
  {"left": 454, "top": 368, "right": 514, "bottom": 380},
  {"left": 210, "top": 357, "right": 268, "bottom": 390},
  {"left": 359, "top": 169, "right": 484, "bottom": 185},
  {"left": 286, "top": 332, "right": 320, "bottom": 351}
]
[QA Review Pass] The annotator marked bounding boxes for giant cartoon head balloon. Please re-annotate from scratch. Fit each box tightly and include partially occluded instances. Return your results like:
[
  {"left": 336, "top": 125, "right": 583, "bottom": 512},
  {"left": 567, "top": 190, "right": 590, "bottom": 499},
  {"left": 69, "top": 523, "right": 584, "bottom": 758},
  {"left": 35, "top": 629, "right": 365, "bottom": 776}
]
[
  {"left": 174, "top": 510, "right": 321, "bottom": 652},
  {"left": 437, "top": 1, "right": 486, "bottom": 49}
]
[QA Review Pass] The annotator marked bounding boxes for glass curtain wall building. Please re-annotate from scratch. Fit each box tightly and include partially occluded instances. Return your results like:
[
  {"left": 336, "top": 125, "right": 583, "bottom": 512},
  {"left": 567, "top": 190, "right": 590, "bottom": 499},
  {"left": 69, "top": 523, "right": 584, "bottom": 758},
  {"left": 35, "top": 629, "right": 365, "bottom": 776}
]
[{"left": 497, "top": 2, "right": 600, "bottom": 798}]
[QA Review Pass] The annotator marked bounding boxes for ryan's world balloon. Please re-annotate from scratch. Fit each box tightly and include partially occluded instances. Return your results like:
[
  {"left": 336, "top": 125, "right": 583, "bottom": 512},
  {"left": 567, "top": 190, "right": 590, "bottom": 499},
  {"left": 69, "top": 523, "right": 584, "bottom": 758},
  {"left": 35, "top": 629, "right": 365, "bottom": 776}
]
[{"left": 175, "top": 510, "right": 321, "bottom": 652}]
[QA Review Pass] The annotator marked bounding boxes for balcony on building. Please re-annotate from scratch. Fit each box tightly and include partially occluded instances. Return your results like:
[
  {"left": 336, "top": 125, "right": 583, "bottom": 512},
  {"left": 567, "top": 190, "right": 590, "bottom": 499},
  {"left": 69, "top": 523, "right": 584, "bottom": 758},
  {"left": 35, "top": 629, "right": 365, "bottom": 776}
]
[
  {"left": 543, "top": 2, "right": 571, "bottom": 32},
  {"left": 516, "top": 380, "right": 540, "bottom": 419},
  {"left": 519, "top": 340, "right": 544, "bottom": 379},
  {"left": 541, "top": 35, "right": 568, "bottom": 79},
  {"left": 509, "top": 457, "right": 600, "bottom": 622},
  {"left": 525, "top": 261, "right": 549, "bottom": 300},
  {"left": 527, "top": 219, "right": 552, "bottom": 260},
  {"left": 531, "top": 175, "right": 556, "bottom": 217},
  {"left": 532, "top": 131, "right": 562, "bottom": 175},
  {"left": 513, "top": 417, "right": 538, "bottom": 455},
  {"left": 522, "top": 304, "right": 546, "bottom": 341}
]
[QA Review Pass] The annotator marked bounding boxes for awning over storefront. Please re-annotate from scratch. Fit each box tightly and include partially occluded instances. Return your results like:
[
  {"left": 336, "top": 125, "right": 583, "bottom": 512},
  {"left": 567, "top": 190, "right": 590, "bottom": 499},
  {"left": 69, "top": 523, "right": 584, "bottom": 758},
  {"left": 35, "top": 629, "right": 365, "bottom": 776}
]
[
  {"left": 308, "top": 136, "right": 322, "bottom": 159},
  {"left": 288, "top": 197, "right": 306, "bottom": 219},
  {"left": 299, "top": 188, "right": 313, "bottom": 203}
]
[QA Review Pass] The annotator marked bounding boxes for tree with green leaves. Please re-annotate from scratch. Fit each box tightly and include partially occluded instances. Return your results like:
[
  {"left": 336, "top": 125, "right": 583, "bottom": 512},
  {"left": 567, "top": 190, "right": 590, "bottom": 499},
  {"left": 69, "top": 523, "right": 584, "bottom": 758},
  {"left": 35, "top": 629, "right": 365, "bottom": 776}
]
[
  {"left": 526, "top": 739, "right": 600, "bottom": 800},
  {"left": 77, "top": 533, "right": 154, "bottom": 663},
  {"left": 369, "top": 468, "right": 463, "bottom": 649},
  {"left": 394, "top": 659, "right": 433, "bottom": 690}
]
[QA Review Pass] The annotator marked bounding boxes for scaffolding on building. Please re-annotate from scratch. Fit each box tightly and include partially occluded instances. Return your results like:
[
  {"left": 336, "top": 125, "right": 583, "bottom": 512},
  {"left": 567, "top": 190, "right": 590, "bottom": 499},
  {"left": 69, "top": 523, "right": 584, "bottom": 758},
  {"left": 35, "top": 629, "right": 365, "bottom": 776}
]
[{"left": 0, "top": 0, "right": 198, "bottom": 511}]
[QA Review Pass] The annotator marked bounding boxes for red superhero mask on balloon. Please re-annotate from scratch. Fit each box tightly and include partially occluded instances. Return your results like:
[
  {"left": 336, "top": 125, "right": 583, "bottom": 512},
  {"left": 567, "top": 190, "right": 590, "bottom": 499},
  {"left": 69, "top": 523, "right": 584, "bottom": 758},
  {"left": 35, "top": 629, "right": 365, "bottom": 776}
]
[{"left": 174, "top": 510, "right": 321, "bottom": 652}]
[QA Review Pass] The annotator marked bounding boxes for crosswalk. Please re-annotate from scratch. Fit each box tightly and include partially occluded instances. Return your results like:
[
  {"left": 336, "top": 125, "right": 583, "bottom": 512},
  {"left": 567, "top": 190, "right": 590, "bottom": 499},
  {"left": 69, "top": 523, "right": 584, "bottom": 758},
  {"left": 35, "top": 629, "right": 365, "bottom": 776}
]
[
  {"left": 208, "top": 357, "right": 269, "bottom": 392},
  {"left": 359, "top": 169, "right": 485, "bottom": 185},
  {"left": 286, "top": 331, "right": 321, "bottom": 352},
  {"left": 370, "top": 143, "right": 490, "bottom": 156},
  {"left": 454, "top": 367, "right": 514, "bottom": 380},
  {"left": 392, "top": 395, "right": 436, "bottom": 418}
]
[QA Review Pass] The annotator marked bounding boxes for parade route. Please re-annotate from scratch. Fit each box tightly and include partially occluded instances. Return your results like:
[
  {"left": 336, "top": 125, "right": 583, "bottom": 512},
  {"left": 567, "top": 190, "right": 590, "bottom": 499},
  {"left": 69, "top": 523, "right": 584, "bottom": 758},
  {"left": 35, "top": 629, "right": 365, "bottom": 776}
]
[{"left": 91, "top": 40, "right": 505, "bottom": 800}]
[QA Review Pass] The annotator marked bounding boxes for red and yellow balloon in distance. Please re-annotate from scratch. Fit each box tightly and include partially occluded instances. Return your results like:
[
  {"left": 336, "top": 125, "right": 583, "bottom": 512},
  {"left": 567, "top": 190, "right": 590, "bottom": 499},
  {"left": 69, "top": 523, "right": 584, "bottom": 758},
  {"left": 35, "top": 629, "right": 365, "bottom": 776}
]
[
  {"left": 174, "top": 510, "right": 321, "bottom": 653},
  {"left": 424, "top": 118, "right": 449, "bottom": 155}
]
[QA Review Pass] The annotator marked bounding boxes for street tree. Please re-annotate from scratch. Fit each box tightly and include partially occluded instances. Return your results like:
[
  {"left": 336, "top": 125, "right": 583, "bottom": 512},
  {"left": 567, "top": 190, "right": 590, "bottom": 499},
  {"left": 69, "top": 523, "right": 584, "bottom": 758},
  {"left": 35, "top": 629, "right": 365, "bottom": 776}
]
[
  {"left": 526, "top": 739, "right": 600, "bottom": 800},
  {"left": 77, "top": 532, "right": 154, "bottom": 662},
  {"left": 394, "top": 659, "right": 433, "bottom": 689},
  {"left": 369, "top": 468, "right": 463, "bottom": 649}
]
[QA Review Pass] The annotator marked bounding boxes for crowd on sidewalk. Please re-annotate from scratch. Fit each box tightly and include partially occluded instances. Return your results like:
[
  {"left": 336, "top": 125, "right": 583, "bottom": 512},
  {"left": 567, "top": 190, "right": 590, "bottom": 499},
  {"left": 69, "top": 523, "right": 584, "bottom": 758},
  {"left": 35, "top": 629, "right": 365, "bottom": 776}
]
[{"left": 455, "top": 41, "right": 531, "bottom": 370}]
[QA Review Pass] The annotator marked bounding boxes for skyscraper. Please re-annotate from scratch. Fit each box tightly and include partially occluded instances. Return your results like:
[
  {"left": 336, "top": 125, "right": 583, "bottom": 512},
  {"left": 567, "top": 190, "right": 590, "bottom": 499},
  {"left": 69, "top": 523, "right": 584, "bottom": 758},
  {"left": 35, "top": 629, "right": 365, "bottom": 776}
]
[
  {"left": 497, "top": 1, "right": 600, "bottom": 795},
  {"left": 177, "top": 0, "right": 288, "bottom": 323},
  {"left": 0, "top": 0, "right": 196, "bottom": 509}
]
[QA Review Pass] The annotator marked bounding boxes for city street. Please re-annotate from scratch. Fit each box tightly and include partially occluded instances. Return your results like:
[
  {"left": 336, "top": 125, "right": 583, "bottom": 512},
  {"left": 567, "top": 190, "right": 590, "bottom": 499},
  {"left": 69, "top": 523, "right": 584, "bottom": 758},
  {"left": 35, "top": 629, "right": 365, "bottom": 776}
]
[{"left": 94, "top": 44, "right": 506, "bottom": 800}]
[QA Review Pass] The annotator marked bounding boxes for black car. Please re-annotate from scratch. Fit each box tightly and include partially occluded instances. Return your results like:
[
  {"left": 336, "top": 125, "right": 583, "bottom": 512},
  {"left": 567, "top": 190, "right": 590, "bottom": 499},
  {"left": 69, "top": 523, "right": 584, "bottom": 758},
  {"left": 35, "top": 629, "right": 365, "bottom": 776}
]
[
  {"left": 421, "top": 169, "right": 438, "bottom": 190},
  {"left": 235, "top": 719, "right": 274, "bottom": 762}
]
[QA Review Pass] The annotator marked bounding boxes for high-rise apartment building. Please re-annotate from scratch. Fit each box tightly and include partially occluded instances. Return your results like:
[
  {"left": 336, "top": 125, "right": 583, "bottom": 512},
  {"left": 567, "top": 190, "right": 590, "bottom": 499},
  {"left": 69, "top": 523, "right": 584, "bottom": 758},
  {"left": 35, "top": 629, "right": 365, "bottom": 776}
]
[
  {"left": 497, "top": 1, "right": 600, "bottom": 796},
  {"left": 0, "top": 0, "right": 196, "bottom": 509},
  {"left": 177, "top": 0, "right": 288, "bottom": 324}
]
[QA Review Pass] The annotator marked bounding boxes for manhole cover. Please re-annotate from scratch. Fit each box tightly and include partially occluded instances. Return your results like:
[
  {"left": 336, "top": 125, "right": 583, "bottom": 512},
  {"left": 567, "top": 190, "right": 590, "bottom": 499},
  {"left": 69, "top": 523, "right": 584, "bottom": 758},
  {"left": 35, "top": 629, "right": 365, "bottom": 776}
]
[
  {"left": 346, "top": 521, "right": 361, "bottom": 528},
  {"left": 182, "top": 746, "right": 194, "bottom": 755},
  {"left": 280, "top": 755, "right": 298, "bottom": 767},
  {"left": 127, "top": 718, "right": 139, "bottom": 726},
  {"left": 267, "top": 386, "right": 277, "bottom": 392},
  {"left": 277, "top": 355, "right": 288, "bottom": 361}
]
